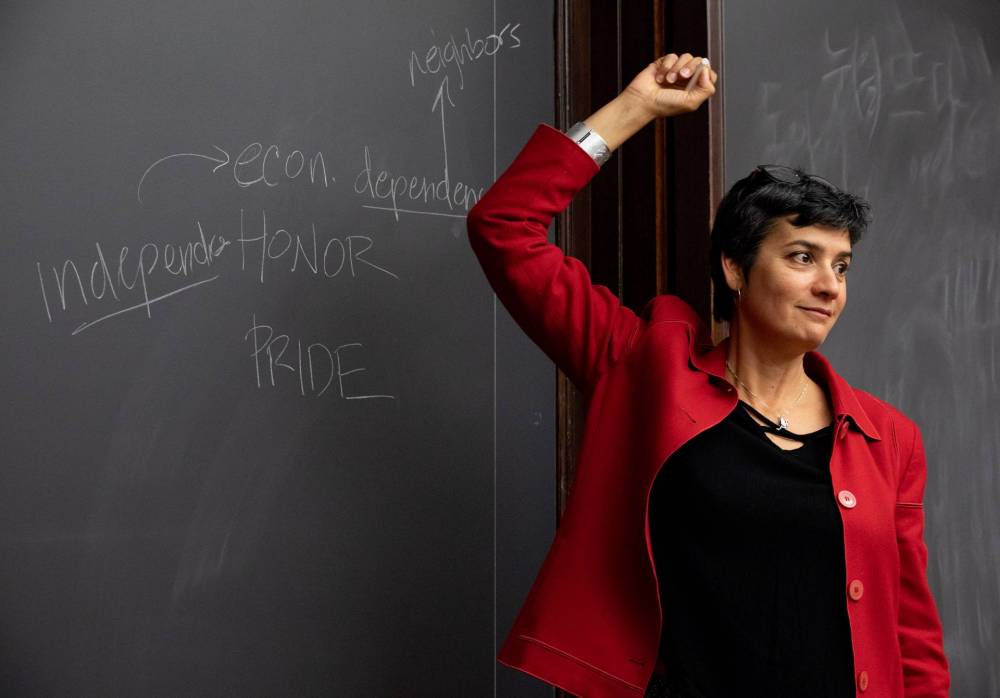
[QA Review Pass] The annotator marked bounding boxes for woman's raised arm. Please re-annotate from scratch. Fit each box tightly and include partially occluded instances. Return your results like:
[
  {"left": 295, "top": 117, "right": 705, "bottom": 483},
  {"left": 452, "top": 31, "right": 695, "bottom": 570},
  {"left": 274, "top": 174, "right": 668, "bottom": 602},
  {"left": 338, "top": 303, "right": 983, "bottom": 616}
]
[{"left": 466, "top": 52, "right": 717, "bottom": 393}]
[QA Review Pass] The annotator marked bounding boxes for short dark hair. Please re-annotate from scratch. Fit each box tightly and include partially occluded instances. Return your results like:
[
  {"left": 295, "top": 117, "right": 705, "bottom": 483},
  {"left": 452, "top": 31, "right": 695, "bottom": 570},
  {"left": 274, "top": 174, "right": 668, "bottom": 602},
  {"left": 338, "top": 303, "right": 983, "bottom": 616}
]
[{"left": 709, "top": 165, "right": 873, "bottom": 324}]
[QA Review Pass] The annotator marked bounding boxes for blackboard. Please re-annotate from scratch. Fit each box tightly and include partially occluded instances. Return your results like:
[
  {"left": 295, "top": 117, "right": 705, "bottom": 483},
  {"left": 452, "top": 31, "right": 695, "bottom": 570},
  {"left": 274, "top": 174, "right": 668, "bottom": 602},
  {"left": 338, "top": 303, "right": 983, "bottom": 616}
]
[
  {"left": 723, "top": 0, "right": 1000, "bottom": 693},
  {"left": 1, "top": 1, "right": 556, "bottom": 695}
]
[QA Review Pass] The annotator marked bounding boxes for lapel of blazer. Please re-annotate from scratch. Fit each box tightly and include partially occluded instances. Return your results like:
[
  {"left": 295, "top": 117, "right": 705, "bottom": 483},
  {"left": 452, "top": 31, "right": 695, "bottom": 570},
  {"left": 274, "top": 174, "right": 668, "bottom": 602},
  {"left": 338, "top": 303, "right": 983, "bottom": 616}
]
[{"left": 687, "top": 333, "right": 881, "bottom": 441}]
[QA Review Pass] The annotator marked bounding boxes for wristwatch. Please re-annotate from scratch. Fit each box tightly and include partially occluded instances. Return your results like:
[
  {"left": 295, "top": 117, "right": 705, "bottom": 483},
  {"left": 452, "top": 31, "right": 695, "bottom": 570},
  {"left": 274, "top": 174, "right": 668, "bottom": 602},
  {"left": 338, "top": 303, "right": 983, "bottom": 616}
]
[{"left": 565, "top": 121, "right": 612, "bottom": 166}]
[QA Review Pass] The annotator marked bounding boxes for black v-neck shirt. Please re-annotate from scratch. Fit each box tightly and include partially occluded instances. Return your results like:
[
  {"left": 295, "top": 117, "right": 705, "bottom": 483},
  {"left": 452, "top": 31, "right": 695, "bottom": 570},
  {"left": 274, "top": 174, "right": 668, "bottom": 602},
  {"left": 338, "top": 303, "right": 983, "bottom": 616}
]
[{"left": 645, "top": 400, "right": 855, "bottom": 698}]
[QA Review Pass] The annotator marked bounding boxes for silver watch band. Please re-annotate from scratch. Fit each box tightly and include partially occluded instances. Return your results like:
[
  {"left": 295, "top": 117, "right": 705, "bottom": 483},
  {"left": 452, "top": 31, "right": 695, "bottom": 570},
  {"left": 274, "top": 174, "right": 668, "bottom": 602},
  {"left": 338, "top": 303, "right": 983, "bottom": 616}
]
[{"left": 565, "top": 121, "right": 612, "bottom": 166}]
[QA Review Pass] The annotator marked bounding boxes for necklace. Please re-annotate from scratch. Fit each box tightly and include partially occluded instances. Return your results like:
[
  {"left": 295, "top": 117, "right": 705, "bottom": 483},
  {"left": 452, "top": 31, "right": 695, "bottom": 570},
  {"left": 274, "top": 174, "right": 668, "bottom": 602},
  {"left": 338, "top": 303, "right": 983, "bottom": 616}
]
[{"left": 725, "top": 359, "right": 807, "bottom": 431}]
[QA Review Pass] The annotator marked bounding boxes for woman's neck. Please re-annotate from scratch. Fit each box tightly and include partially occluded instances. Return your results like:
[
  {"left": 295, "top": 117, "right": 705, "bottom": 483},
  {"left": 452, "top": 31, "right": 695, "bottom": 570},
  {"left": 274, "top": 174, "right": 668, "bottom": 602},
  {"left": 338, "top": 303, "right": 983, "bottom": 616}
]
[{"left": 725, "top": 327, "right": 811, "bottom": 408}]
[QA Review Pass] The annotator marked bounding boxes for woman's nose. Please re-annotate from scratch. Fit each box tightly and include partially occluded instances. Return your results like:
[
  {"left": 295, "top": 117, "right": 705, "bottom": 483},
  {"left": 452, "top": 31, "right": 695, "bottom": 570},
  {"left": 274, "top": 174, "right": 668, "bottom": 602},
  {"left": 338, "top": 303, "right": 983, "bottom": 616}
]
[{"left": 813, "top": 267, "right": 842, "bottom": 297}]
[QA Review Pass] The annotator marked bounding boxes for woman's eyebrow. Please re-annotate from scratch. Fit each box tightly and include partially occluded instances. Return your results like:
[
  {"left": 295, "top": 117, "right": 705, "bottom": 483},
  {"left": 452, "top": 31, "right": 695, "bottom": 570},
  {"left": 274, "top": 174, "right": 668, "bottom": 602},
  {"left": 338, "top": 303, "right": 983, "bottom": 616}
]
[{"left": 784, "top": 239, "right": 853, "bottom": 259}]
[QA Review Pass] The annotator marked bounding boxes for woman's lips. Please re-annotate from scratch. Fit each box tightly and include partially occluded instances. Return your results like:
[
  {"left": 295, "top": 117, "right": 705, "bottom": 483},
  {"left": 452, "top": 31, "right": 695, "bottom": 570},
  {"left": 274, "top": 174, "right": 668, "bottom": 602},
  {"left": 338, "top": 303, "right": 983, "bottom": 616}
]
[{"left": 800, "top": 307, "right": 831, "bottom": 319}]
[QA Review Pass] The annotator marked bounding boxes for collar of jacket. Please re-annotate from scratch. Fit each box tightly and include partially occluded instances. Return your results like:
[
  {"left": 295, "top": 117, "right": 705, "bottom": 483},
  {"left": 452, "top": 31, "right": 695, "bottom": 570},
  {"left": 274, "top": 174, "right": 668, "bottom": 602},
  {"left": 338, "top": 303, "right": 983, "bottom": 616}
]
[{"left": 686, "top": 328, "right": 882, "bottom": 442}]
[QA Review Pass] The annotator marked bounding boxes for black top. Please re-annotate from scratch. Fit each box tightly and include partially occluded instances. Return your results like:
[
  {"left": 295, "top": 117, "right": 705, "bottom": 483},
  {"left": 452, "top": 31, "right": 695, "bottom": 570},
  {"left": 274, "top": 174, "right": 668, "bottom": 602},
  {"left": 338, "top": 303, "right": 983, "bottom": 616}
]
[{"left": 645, "top": 400, "right": 855, "bottom": 698}]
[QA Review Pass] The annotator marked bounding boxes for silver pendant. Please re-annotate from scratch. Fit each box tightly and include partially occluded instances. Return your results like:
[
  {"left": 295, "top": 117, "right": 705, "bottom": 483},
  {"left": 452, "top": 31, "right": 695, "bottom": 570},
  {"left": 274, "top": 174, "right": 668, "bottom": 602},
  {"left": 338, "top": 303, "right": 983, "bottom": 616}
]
[{"left": 777, "top": 414, "right": 789, "bottom": 431}]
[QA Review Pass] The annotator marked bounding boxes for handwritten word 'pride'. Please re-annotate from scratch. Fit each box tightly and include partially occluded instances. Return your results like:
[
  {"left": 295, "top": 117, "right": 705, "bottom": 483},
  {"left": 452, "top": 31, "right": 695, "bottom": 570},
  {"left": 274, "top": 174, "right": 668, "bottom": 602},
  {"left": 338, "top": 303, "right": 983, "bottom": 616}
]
[{"left": 245, "top": 313, "right": 395, "bottom": 400}]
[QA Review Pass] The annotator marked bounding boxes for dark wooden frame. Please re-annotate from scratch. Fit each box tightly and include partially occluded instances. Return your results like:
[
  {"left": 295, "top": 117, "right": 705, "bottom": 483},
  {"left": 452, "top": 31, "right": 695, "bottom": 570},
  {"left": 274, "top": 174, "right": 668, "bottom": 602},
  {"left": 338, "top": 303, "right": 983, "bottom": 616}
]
[{"left": 552, "top": 1, "right": 725, "bottom": 661}]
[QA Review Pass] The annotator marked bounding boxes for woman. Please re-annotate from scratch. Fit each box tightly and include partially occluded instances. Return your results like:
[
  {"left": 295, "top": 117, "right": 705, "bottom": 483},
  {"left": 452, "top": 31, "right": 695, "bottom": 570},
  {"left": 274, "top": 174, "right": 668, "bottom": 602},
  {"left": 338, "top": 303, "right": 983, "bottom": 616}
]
[{"left": 466, "top": 53, "right": 950, "bottom": 697}]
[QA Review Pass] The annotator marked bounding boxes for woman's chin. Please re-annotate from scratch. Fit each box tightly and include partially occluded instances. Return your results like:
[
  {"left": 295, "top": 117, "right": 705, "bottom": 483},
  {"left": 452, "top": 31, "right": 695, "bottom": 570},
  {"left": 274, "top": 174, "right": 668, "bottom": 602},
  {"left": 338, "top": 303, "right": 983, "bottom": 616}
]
[
  {"left": 802, "top": 328, "right": 830, "bottom": 349},
  {"left": 780, "top": 325, "right": 829, "bottom": 351}
]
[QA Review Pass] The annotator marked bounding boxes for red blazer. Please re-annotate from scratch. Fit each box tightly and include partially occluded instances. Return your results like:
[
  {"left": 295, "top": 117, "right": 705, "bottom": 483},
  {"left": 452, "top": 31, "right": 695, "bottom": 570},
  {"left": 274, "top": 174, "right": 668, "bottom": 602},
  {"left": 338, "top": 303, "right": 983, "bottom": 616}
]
[{"left": 466, "top": 124, "right": 950, "bottom": 698}]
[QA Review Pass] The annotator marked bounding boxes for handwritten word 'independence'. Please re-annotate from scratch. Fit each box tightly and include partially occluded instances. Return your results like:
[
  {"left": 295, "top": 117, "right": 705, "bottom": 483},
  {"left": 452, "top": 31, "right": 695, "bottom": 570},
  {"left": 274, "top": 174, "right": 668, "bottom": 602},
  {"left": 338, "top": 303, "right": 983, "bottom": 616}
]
[
  {"left": 36, "top": 223, "right": 229, "bottom": 334},
  {"left": 409, "top": 23, "right": 521, "bottom": 91},
  {"left": 245, "top": 313, "right": 395, "bottom": 400}
]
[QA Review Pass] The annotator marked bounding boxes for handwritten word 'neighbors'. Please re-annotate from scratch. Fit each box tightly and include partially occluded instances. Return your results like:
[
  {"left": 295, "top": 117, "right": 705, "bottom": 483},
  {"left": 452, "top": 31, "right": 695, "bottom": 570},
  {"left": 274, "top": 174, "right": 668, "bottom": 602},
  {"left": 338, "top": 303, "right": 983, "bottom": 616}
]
[{"left": 409, "top": 23, "right": 521, "bottom": 91}]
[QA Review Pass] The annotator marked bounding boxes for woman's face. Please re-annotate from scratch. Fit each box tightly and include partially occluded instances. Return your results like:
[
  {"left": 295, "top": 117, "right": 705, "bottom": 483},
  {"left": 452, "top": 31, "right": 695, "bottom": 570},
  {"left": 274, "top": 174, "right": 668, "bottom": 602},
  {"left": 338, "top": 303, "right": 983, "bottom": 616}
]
[{"left": 725, "top": 214, "right": 852, "bottom": 352}]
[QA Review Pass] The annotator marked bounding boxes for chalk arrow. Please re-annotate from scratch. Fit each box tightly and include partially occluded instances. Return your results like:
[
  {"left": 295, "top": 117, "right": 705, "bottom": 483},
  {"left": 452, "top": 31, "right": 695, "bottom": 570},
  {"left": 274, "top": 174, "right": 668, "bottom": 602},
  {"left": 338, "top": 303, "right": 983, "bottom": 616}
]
[
  {"left": 137, "top": 145, "right": 231, "bottom": 204},
  {"left": 430, "top": 76, "right": 457, "bottom": 213},
  {"left": 431, "top": 75, "right": 455, "bottom": 114}
]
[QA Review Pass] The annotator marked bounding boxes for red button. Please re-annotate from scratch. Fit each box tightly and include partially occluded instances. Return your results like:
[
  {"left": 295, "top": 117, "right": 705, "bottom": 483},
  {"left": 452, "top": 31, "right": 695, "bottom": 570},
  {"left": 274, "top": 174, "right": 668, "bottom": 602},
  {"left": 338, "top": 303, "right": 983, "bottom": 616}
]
[
  {"left": 849, "top": 579, "right": 864, "bottom": 601},
  {"left": 838, "top": 490, "right": 857, "bottom": 508},
  {"left": 857, "top": 670, "right": 869, "bottom": 691},
  {"left": 838, "top": 421, "right": 849, "bottom": 439}
]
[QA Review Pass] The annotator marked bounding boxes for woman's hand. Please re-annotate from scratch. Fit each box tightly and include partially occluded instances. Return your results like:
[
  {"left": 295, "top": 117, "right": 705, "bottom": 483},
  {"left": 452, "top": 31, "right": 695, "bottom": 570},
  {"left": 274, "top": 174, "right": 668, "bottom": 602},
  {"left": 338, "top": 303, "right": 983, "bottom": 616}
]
[
  {"left": 626, "top": 53, "right": 717, "bottom": 119},
  {"left": 579, "top": 52, "right": 718, "bottom": 153}
]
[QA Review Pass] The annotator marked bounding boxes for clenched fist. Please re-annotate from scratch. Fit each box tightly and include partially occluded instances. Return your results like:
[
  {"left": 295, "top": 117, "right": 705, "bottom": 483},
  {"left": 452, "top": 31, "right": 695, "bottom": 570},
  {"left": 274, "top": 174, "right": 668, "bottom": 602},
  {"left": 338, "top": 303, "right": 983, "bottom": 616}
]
[
  {"left": 626, "top": 53, "right": 717, "bottom": 119},
  {"left": 579, "top": 51, "right": 719, "bottom": 153}
]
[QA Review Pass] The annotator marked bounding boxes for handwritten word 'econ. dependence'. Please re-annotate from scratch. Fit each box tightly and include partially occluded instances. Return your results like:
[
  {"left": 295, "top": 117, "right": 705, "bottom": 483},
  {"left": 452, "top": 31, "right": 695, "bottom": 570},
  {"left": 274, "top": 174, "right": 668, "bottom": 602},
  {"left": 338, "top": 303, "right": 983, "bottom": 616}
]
[
  {"left": 36, "top": 222, "right": 230, "bottom": 335},
  {"left": 245, "top": 313, "right": 395, "bottom": 400},
  {"left": 409, "top": 22, "right": 521, "bottom": 92},
  {"left": 137, "top": 143, "right": 332, "bottom": 203},
  {"left": 356, "top": 77, "right": 483, "bottom": 221}
]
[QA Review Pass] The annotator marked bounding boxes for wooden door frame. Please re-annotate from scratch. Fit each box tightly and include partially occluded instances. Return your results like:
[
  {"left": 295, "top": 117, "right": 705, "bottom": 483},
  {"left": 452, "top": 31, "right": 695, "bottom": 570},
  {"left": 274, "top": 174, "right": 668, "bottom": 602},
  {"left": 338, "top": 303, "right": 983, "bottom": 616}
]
[{"left": 552, "top": 0, "right": 725, "bottom": 574}]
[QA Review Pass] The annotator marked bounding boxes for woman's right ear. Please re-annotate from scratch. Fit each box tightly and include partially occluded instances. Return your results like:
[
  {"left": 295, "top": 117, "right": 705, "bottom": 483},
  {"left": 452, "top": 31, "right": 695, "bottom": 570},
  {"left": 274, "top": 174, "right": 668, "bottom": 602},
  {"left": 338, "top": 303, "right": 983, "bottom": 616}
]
[{"left": 720, "top": 254, "right": 743, "bottom": 292}]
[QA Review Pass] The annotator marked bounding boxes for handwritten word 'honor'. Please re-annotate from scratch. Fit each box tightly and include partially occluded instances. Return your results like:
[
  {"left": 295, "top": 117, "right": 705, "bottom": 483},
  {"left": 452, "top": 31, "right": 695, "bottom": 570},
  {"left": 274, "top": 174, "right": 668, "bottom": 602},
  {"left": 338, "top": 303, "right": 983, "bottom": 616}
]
[{"left": 237, "top": 209, "right": 398, "bottom": 284}]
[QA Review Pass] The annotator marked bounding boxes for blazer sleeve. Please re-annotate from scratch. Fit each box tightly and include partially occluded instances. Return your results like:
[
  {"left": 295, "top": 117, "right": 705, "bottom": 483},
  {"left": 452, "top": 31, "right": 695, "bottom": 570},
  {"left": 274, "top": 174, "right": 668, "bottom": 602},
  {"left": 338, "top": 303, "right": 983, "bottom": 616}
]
[
  {"left": 895, "top": 421, "right": 950, "bottom": 697},
  {"left": 466, "top": 123, "right": 643, "bottom": 393}
]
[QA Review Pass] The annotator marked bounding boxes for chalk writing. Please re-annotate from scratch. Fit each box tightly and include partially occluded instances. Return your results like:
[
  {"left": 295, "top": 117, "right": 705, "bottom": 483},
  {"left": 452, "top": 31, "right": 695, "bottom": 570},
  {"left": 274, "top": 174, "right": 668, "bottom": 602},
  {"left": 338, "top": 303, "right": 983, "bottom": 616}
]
[
  {"left": 244, "top": 313, "right": 395, "bottom": 400},
  {"left": 138, "top": 142, "right": 331, "bottom": 203},
  {"left": 409, "top": 23, "right": 521, "bottom": 91},
  {"left": 36, "top": 222, "right": 230, "bottom": 334},
  {"left": 36, "top": 206, "right": 396, "bottom": 334},
  {"left": 237, "top": 209, "right": 398, "bottom": 283},
  {"left": 356, "top": 77, "right": 484, "bottom": 220}
]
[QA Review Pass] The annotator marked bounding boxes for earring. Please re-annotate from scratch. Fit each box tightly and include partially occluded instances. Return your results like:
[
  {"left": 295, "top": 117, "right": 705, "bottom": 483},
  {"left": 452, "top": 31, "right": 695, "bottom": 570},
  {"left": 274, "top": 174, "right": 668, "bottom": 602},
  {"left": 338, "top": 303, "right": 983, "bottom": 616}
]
[{"left": 736, "top": 288, "right": 742, "bottom": 302}]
